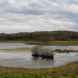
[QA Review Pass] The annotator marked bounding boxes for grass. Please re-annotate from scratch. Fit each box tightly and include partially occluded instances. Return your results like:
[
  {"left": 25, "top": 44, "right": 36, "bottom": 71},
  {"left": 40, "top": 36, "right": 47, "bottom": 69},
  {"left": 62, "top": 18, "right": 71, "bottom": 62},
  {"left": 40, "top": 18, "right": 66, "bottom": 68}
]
[
  {"left": 25, "top": 40, "right": 78, "bottom": 45},
  {"left": 0, "top": 48, "right": 31, "bottom": 52},
  {"left": 0, "top": 62, "right": 77, "bottom": 78},
  {"left": 1, "top": 40, "right": 78, "bottom": 45},
  {"left": 48, "top": 40, "right": 78, "bottom": 45}
]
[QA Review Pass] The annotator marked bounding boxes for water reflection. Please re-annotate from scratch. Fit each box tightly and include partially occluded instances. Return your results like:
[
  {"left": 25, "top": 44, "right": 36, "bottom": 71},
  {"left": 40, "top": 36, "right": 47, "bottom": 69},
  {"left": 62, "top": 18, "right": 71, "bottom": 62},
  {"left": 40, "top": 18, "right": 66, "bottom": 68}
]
[{"left": 32, "top": 56, "right": 54, "bottom": 68}]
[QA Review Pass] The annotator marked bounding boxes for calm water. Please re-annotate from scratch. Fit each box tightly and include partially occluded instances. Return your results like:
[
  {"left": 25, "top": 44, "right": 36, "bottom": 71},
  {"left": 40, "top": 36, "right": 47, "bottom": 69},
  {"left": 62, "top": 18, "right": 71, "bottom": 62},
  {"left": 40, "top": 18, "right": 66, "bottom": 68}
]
[{"left": 0, "top": 42, "right": 78, "bottom": 68}]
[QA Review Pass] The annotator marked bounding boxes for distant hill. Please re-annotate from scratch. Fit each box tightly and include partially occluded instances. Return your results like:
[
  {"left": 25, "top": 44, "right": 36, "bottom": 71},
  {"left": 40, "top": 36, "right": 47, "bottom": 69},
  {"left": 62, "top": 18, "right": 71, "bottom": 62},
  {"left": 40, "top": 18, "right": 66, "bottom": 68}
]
[{"left": 0, "top": 31, "right": 78, "bottom": 41}]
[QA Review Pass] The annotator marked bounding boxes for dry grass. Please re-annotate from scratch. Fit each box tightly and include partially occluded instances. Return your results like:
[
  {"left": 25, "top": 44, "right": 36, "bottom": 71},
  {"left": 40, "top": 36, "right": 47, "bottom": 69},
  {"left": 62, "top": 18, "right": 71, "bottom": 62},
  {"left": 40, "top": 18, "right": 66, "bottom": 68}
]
[{"left": 0, "top": 62, "right": 77, "bottom": 78}]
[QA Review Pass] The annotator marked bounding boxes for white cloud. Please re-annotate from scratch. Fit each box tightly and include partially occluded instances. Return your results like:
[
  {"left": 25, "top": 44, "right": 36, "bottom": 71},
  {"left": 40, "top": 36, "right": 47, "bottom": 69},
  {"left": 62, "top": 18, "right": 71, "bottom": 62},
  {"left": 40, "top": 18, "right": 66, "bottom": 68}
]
[
  {"left": 0, "top": 14, "right": 75, "bottom": 33},
  {"left": 63, "top": 4, "right": 78, "bottom": 13},
  {"left": 0, "top": 0, "right": 77, "bottom": 33}
]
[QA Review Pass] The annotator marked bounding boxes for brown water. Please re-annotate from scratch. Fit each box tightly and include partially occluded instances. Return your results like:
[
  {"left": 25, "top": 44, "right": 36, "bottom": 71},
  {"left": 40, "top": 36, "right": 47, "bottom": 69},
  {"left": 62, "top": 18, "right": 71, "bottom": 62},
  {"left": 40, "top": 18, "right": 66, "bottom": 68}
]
[{"left": 0, "top": 42, "right": 78, "bottom": 68}]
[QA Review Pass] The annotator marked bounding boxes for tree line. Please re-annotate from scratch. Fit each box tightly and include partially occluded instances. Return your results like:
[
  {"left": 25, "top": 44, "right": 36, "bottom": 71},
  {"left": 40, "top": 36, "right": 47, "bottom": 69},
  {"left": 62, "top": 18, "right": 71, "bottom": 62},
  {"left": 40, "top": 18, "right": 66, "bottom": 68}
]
[{"left": 0, "top": 31, "right": 78, "bottom": 41}]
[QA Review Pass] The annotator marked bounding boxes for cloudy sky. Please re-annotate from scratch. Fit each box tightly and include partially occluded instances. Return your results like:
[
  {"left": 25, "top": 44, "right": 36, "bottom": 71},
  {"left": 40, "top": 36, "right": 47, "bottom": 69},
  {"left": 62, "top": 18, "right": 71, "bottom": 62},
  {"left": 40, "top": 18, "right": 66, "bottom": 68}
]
[{"left": 0, "top": 0, "right": 78, "bottom": 33}]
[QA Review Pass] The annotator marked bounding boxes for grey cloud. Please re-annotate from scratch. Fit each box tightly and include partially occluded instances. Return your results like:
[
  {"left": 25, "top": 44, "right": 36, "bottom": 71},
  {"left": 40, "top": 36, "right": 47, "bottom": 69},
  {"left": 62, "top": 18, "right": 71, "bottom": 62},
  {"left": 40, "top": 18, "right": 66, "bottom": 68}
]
[
  {"left": 0, "top": 0, "right": 77, "bottom": 32},
  {"left": 0, "top": 0, "right": 77, "bottom": 16},
  {"left": 0, "top": 0, "right": 61, "bottom": 15}
]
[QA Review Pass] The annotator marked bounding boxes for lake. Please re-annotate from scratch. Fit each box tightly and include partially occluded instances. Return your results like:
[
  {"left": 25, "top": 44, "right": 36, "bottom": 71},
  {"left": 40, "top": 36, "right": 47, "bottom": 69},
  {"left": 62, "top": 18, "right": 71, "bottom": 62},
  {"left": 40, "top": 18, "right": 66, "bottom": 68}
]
[{"left": 0, "top": 42, "right": 78, "bottom": 68}]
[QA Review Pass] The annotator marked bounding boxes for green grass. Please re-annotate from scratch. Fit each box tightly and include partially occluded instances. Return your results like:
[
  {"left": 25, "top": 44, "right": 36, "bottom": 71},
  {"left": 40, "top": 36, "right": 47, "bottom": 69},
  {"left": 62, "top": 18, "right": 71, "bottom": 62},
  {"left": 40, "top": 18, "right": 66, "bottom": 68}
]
[
  {"left": 48, "top": 40, "right": 78, "bottom": 45},
  {"left": 0, "top": 74, "right": 77, "bottom": 78},
  {"left": 26, "top": 40, "right": 78, "bottom": 45},
  {"left": 0, "top": 48, "right": 31, "bottom": 52},
  {"left": 1, "top": 40, "right": 78, "bottom": 45},
  {"left": 0, "top": 62, "right": 77, "bottom": 78}
]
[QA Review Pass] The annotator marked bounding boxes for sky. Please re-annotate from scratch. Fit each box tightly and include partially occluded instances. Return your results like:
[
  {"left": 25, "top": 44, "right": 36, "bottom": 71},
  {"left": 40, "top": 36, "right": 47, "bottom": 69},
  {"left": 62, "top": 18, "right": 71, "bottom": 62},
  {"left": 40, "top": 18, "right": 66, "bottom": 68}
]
[{"left": 0, "top": 0, "right": 78, "bottom": 33}]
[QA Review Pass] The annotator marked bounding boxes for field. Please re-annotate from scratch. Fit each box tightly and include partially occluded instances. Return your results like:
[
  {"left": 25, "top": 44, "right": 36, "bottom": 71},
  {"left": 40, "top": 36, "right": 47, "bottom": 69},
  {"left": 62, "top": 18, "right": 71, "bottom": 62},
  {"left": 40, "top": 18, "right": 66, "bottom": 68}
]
[
  {"left": 47, "top": 41, "right": 78, "bottom": 45},
  {"left": 25, "top": 40, "right": 78, "bottom": 46},
  {"left": 1, "top": 40, "right": 78, "bottom": 45},
  {"left": 0, "top": 62, "right": 77, "bottom": 78}
]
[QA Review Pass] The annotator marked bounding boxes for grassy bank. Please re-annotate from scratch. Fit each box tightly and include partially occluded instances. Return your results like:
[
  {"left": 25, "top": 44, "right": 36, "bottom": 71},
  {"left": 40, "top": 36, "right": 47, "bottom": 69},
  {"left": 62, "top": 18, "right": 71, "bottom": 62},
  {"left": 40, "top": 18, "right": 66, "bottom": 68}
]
[
  {"left": 1, "top": 40, "right": 78, "bottom": 45},
  {"left": 25, "top": 40, "right": 78, "bottom": 45},
  {"left": 0, "top": 48, "right": 31, "bottom": 52},
  {"left": 48, "top": 41, "right": 78, "bottom": 45},
  {"left": 0, "top": 62, "right": 78, "bottom": 78}
]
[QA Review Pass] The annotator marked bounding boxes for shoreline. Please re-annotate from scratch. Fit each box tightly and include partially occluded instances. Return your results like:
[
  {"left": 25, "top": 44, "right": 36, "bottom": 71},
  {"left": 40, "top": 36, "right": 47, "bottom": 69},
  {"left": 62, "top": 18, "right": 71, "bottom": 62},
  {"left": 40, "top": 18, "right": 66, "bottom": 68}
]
[
  {"left": 0, "top": 61, "right": 77, "bottom": 77},
  {"left": 0, "top": 61, "right": 77, "bottom": 71}
]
